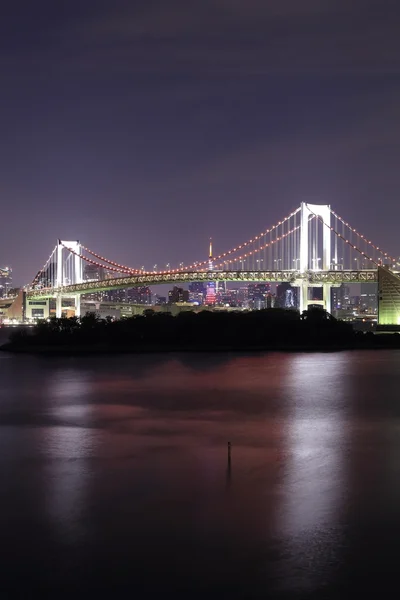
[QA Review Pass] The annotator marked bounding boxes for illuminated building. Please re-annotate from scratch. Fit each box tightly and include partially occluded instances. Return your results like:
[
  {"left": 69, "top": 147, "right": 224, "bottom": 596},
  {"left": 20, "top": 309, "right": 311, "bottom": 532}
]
[
  {"left": 248, "top": 283, "right": 271, "bottom": 310},
  {"left": 360, "top": 283, "right": 378, "bottom": 313},
  {"left": 237, "top": 286, "right": 249, "bottom": 306},
  {"left": 168, "top": 286, "right": 189, "bottom": 303},
  {"left": 82, "top": 264, "right": 106, "bottom": 302},
  {"left": 378, "top": 267, "right": 400, "bottom": 326},
  {"left": 276, "top": 282, "right": 297, "bottom": 308},
  {"left": 331, "top": 286, "right": 343, "bottom": 311},
  {"left": 0, "top": 266, "right": 12, "bottom": 297},
  {"left": 189, "top": 282, "right": 206, "bottom": 304},
  {"left": 126, "top": 287, "right": 152, "bottom": 304}
]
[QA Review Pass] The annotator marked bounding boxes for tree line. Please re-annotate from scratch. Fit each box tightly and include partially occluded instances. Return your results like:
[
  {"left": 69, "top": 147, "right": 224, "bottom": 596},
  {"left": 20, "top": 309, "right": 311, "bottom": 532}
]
[{"left": 6, "top": 307, "right": 390, "bottom": 351}]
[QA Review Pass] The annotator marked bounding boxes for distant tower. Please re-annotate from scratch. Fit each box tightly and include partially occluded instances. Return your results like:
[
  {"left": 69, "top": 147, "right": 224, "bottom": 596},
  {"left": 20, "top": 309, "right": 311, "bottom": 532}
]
[
  {"left": 205, "top": 238, "right": 216, "bottom": 305},
  {"left": 0, "top": 266, "right": 12, "bottom": 297}
]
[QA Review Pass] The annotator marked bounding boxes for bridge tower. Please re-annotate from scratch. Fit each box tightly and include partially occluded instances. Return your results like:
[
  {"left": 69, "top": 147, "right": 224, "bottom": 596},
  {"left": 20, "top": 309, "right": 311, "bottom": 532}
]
[
  {"left": 55, "top": 240, "right": 83, "bottom": 318},
  {"left": 299, "top": 203, "right": 332, "bottom": 314}
]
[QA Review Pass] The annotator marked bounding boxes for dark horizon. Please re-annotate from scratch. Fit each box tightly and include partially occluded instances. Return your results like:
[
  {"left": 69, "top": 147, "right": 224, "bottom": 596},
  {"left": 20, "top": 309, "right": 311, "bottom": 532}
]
[{"left": 2, "top": 1, "right": 400, "bottom": 286}]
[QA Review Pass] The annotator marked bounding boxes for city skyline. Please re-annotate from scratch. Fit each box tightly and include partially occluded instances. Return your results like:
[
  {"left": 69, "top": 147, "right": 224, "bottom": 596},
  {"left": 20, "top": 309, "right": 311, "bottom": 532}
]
[{"left": 2, "top": 1, "right": 400, "bottom": 286}]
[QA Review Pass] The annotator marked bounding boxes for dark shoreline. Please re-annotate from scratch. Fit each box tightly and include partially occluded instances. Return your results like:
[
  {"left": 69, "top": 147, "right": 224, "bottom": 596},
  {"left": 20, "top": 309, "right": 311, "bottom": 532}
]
[{"left": 3, "top": 308, "right": 399, "bottom": 356}]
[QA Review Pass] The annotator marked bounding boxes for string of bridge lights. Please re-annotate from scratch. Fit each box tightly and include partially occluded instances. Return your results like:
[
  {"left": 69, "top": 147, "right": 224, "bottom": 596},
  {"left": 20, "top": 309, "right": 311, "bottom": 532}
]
[
  {"left": 60, "top": 242, "right": 140, "bottom": 275},
  {"left": 213, "top": 223, "right": 302, "bottom": 269},
  {"left": 62, "top": 243, "right": 207, "bottom": 276},
  {"left": 80, "top": 245, "right": 144, "bottom": 274},
  {"left": 78, "top": 207, "right": 303, "bottom": 276},
  {"left": 36, "top": 212, "right": 307, "bottom": 285},
  {"left": 307, "top": 210, "right": 380, "bottom": 267},
  {"left": 180, "top": 206, "right": 302, "bottom": 271},
  {"left": 71, "top": 245, "right": 206, "bottom": 275},
  {"left": 330, "top": 209, "right": 398, "bottom": 266},
  {"left": 31, "top": 204, "right": 397, "bottom": 288},
  {"left": 38, "top": 206, "right": 303, "bottom": 279},
  {"left": 65, "top": 224, "right": 303, "bottom": 277}
]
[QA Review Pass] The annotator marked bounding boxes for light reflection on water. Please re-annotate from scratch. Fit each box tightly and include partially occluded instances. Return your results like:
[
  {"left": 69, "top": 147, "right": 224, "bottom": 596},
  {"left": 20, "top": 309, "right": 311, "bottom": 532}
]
[
  {"left": 39, "top": 371, "right": 96, "bottom": 542},
  {"left": 1, "top": 350, "right": 400, "bottom": 595},
  {"left": 276, "top": 354, "right": 351, "bottom": 593}
]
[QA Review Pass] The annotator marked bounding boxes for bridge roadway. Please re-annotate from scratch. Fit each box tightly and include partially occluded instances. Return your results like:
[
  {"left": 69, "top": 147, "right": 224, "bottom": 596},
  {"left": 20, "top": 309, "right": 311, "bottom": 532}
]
[{"left": 26, "top": 269, "right": 380, "bottom": 300}]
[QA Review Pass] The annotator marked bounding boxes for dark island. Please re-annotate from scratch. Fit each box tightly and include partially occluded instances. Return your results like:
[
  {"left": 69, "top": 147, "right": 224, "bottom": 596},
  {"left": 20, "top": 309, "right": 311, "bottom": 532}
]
[{"left": 1, "top": 307, "right": 400, "bottom": 354}]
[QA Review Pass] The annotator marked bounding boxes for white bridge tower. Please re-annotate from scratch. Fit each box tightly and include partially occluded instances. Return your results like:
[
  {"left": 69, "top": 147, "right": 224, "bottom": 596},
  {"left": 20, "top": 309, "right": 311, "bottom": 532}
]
[
  {"left": 55, "top": 240, "right": 83, "bottom": 318},
  {"left": 299, "top": 203, "right": 332, "bottom": 314}
]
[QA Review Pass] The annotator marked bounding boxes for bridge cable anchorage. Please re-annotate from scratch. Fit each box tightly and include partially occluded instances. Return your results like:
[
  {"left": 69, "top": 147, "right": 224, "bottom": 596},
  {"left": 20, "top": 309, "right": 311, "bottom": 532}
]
[
  {"left": 213, "top": 222, "right": 303, "bottom": 270},
  {"left": 178, "top": 206, "right": 301, "bottom": 272},
  {"left": 306, "top": 207, "right": 380, "bottom": 267},
  {"left": 329, "top": 209, "right": 399, "bottom": 267}
]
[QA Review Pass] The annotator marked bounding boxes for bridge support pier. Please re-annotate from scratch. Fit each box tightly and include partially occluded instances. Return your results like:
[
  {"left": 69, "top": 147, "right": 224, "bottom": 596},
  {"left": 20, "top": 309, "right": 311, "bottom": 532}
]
[
  {"left": 323, "top": 284, "right": 331, "bottom": 314},
  {"left": 75, "top": 295, "right": 81, "bottom": 318},
  {"left": 299, "top": 282, "right": 309, "bottom": 315},
  {"left": 56, "top": 295, "right": 62, "bottom": 319},
  {"left": 299, "top": 282, "right": 332, "bottom": 314}
]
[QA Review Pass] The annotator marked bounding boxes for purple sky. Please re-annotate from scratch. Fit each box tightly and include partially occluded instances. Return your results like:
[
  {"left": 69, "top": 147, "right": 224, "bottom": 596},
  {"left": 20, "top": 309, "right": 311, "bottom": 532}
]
[{"left": 2, "top": 0, "right": 400, "bottom": 285}]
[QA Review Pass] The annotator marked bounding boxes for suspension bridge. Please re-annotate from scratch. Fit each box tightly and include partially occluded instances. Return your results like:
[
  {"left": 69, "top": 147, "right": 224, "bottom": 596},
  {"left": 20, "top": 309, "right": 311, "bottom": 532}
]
[{"left": 25, "top": 203, "right": 400, "bottom": 325}]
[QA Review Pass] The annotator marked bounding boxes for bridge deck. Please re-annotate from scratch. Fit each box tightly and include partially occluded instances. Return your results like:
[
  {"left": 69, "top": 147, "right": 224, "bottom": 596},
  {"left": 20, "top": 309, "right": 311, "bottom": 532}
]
[{"left": 26, "top": 269, "right": 380, "bottom": 299}]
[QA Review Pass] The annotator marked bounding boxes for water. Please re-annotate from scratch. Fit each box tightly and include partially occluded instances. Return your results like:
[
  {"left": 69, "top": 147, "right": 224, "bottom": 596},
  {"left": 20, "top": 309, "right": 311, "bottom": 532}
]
[{"left": 1, "top": 347, "right": 400, "bottom": 597}]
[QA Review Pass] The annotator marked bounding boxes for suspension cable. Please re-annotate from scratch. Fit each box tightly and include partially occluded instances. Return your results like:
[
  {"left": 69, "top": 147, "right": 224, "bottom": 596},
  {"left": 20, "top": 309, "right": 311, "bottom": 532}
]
[
  {"left": 181, "top": 207, "right": 301, "bottom": 271},
  {"left": 60, "top": 242, "right": 142, "bottom": 275},
  {"left": 330, "top": 209, "right": 398, "bottom": 265},
  {"left": 80, "top": 245, "right": 144, "bottom": 274},
  {"left": 306, "top": 208, "right": 380, "bottom": 267},
  {"left": 213, "top": 222, "right": 303, "bottom": 269}
]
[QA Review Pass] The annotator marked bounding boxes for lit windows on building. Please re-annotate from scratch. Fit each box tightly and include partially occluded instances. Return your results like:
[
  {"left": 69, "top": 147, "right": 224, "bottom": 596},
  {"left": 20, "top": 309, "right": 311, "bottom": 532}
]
[
  {"left": 0, "top": 266, "right": 12, "bottom": 298},
  {"left": 168, "top": 286, "right": 189, "bottom": 303}
]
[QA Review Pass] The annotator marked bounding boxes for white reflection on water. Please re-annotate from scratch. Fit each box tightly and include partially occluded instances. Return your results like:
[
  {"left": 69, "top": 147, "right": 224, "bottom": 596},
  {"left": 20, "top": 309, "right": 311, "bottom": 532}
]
[
  {"left": 277, "top": 353, "right": 350, "bottom": 591},
  {"left": 45, "top": 369, "right": 91, "bottom": 402},
  {"left": 41, "top": 369, "right": 97, "bottom": 542}
]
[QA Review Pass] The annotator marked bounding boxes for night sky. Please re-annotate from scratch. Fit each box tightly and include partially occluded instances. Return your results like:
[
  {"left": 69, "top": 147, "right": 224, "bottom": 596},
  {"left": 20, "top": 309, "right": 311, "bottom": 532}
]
[{"left": 2, "top": 0, "right": 400, "bottom": 286}]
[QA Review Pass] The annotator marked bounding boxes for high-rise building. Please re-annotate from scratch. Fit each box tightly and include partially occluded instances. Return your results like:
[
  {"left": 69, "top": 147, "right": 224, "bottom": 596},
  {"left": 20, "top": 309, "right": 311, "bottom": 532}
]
[
  {"left": 0, "top": 267, "right": 12, "bottom": 298},
  {"left": 105, "top": 289, "right": 126, "bottom": 302},
  {"left": 126, "top": 287, "right": 152, "bottom": 304},
  {"left": 82, "top": 264, "right": 106, "bottom": 302},
  {"left": 83, "top": 264, "right": 105, "bottom": 282},
  {"left": 153, "top": 295, "right": 167, "bottom": 305},
  {"left": 102, "top": 286, "right": 152, "bottom": 304},
  {"left": 188, "top": 282, "right": 206, "bottom": 304},
  {"left": 276, "top": 283, "right": 297, "bottom": 309},
  {"left": 168, "top": 286, "right": 189, "bottom": 303},
  {"left": 360, "top": 283, "right": 377, "bottom": 313},
  {"left": 341, "top": 285, "right": 351, "bottom": 308},
  {"left": 237, "top": 286, "right": 249, "bottom": 306},
  {"left": 219, "top": 286, "right": 235, "bottom": 306},
  {"left": 248, "top": 283, "right": 271, "bottom": 310},
  {"left": 331, "top": 286, "right": 343, "bottom": 310}
]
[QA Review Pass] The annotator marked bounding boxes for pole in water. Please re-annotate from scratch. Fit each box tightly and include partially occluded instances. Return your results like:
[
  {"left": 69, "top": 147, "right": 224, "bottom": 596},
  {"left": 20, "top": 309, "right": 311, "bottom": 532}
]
[{"left": 226, "top": 442, "right": 232, "bottom": 484}]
